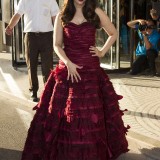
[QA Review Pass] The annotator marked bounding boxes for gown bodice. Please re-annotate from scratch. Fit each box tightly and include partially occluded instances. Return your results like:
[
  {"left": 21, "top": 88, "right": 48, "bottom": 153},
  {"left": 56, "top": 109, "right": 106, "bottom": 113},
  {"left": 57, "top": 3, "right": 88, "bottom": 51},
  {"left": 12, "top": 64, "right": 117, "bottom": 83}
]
[{"left": 60, "top": 22, "right": 100, "bottom": 68}]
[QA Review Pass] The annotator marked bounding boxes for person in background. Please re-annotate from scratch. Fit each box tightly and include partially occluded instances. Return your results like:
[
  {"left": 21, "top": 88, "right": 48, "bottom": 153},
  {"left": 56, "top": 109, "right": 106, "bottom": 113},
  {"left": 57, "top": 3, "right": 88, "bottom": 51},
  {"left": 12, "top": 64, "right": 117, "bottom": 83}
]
[
  {"left": 127, "top": 18, "right": 160, "bottom": 76},
  {"left": 5, "top": 0, "right": 59, "bottom": 102},
  {"left": 150, "top": 8, "right": 160, "bottom": 51},
  {"left": 150, "top": 8, "right": 160, "bottom": 32},
  {"left": 20, "top": 0, "right": 129, "bottom": 159}
]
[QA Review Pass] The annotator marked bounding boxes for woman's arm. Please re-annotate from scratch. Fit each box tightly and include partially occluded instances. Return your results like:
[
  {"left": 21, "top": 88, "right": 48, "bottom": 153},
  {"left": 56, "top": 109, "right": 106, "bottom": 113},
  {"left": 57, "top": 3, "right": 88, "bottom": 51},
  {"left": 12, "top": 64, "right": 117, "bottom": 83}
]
[
  {"left": 53, "top": 13, "right": 82, "bottom": 83},
  {"left": 53, "top": 13, "right": 69, "bottom": 64},
  {"left": 90, "top": 8, "right": 117, "bottom": 57}
]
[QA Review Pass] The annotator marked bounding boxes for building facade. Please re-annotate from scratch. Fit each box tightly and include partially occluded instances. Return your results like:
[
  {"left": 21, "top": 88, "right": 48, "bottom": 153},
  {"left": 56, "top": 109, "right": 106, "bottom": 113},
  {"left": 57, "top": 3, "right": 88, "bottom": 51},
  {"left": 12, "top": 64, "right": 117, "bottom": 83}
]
[{"left": 0, "top": 0, "right": 157, "bottom": 70}]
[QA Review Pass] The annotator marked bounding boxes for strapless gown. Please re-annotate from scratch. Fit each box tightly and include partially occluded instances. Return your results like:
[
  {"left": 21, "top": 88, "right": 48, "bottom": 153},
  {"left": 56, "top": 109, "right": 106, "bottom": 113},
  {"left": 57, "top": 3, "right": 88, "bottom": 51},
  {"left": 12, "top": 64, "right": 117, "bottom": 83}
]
[{"left": 21, "top": 22, "right": 130, "bottom": 160}]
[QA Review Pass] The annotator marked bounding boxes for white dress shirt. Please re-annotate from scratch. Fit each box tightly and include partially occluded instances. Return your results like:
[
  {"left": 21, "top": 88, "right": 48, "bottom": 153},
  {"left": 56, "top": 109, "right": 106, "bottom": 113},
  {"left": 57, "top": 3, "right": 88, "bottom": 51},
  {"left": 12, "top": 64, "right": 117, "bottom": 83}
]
[{"left": 15, "top": 0, "right": 59, "bottom": 32}]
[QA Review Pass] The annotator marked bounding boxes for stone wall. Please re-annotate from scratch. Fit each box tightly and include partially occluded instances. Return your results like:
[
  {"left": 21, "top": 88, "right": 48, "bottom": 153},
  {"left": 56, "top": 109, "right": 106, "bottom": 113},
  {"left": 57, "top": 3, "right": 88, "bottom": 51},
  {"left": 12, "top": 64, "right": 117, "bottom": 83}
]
[
  {"left": 2, "top": 0, "right": 11, "bottom": 24},
  {"left": 0, "top": 0, "right": 12, "bottom": 52},
  {"left": 0, "top": 21, "right": 2, "bottom": 51}
]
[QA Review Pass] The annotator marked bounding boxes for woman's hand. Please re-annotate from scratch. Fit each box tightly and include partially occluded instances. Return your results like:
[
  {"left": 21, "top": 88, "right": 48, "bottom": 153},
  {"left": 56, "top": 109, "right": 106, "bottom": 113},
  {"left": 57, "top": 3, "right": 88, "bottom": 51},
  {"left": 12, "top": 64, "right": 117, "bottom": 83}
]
[
  {"left": 66, "top": 61, "right": 83, "bottom": 83},
  {"left": 89, "top": 46, "right": 104, "bottom": 58}
]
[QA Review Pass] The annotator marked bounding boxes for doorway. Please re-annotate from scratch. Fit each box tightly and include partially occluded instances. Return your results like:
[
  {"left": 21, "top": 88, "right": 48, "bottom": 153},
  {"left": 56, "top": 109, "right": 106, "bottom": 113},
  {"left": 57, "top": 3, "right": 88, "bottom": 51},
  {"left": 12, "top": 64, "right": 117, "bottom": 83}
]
[
  {"left": 126, "top": 0, "right": 153, "bottom": 67},
  {"left": 97, "top": 0, "right": 120, "bottom": 70},
  {"left": 97, "top": 0, "right": 153, "bottom": 71}
]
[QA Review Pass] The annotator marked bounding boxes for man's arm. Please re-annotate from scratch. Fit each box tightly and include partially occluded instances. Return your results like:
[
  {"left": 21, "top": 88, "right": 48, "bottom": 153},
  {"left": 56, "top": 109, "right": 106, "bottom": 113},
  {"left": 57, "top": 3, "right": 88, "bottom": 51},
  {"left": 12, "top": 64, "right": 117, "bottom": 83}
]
[
  {"left": 127, "top": 19, "right": 146, "bottom": 28},
  {"left": 5, "top": 13, "right": 21, "bottom": 35}
]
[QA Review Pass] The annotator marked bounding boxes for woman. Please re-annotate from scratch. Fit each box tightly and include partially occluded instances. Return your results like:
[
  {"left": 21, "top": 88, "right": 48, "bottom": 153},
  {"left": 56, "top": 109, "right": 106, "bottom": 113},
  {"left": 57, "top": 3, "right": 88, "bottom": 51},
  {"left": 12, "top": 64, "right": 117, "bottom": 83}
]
[{"left": 21, "top": 0, "right": 129, "bottom": 159}]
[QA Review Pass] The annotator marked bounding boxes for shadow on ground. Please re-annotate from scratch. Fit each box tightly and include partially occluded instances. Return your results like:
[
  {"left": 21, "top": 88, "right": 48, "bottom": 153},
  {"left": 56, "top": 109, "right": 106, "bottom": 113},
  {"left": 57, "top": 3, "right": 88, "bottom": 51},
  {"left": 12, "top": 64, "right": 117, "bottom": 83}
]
[
  {"left": 140, "top": 147, "right": 160, "bottom": 160},
  {"left": 117, "top": 147, "right": 160, "bottom": 160},
  {"left": 0, "top": 148, "right": 22, "bottom": 160}
]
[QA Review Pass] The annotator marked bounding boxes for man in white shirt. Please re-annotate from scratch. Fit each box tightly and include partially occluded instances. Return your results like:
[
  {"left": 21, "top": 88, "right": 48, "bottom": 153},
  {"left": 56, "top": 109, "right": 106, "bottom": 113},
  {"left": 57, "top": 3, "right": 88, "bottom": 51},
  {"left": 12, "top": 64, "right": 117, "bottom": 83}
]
[{"left": 5, "top": 0, "right": 59, "bottom": 102}]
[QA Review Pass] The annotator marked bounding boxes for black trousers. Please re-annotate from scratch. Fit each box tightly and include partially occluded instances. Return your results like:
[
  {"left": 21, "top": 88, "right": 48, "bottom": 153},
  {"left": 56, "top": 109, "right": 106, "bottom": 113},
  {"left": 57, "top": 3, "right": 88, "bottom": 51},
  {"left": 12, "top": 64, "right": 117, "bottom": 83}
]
[
  {"left": 146, "top": 49, "right": 158, "bottom": 72},
  {"left": 131, "top": 49, "right": 158, "bottom": 74},
  {"left": 24, "top": 31, "right": 53, "bottom": 92}
]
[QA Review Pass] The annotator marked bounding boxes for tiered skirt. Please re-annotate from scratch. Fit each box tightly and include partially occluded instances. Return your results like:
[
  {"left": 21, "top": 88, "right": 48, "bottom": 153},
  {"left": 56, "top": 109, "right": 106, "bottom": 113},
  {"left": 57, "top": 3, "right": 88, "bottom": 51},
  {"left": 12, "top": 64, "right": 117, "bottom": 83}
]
[{"left": 21, "top": 65, "right": 130, "bottom": 160}]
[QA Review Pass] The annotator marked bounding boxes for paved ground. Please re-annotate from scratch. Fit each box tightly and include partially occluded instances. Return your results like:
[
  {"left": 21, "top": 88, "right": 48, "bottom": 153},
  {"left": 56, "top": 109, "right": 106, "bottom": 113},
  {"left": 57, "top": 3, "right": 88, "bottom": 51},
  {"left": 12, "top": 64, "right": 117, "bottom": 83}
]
[
  {"left": 0, "top": 52, "right": 160, "bottom": 160},
  {"left": 112, "top": 75, "right": 160, "bottom": 143}
]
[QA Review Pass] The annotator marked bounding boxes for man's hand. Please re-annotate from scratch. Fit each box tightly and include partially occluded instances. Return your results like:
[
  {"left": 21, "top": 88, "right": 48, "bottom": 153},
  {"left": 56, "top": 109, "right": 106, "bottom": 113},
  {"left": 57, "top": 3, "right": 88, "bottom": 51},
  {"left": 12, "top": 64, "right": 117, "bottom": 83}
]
[
  {"left": 5, "top": 25, "right": 13, "bottom": 35},
  {"left": 150, "top": 9, "right": 158, "bottom": 20},
  {"left": 138, "top": 19, "right": 147, "bottom": 25},
  {"left": 150, "top": 9, "right": 157, "bottom": 15}
]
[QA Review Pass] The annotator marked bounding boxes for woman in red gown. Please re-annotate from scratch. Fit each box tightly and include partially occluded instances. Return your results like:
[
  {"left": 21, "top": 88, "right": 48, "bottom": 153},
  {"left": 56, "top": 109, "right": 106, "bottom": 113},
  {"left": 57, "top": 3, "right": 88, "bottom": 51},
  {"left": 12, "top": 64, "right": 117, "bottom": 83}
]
[{"left": 21, "top": 0, "right": 130, "bottom": 159}]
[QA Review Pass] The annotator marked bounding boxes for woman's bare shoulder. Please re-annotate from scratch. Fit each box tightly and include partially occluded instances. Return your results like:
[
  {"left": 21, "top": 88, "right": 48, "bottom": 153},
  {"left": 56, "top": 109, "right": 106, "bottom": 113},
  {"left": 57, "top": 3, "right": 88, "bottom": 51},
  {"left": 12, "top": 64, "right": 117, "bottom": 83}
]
[
  {"left": 95, "top": 7, "right": 110, "bottom": 25},
  {"left": 95, "top": 7, "right": 106, "bottom": 16}
]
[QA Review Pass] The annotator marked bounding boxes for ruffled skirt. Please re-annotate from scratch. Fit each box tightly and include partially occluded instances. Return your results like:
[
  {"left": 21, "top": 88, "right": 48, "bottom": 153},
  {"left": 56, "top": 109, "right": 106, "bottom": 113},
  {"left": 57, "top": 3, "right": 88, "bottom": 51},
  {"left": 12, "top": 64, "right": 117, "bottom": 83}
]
[{"left": 21, "top": 65, "right": 129, "bottom": 160}]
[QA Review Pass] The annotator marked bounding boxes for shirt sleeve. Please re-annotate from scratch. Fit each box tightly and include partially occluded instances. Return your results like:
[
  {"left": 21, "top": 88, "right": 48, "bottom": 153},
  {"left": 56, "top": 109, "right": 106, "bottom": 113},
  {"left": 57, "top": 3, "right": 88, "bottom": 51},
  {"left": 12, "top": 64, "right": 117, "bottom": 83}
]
[
  {"left": 50, "top": 0, "right": 60, "bottom": 17},
  {"left": 135, "top": 24, "right": 139, "bottom": 31},
  {"left": 15, "top": 0, "right": 25, "bottom": 16}
]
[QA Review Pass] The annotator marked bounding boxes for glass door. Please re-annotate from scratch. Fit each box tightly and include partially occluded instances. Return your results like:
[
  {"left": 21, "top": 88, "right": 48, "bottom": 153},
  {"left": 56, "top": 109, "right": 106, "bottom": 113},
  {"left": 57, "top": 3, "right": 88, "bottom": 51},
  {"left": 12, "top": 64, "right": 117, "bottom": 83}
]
[
  {"left": 12, "top": 0, "right": 25, "bottom": 67},
  {"left": 97, "top": 0, "right": 120, "bottom": 70},
  {"left": 126, "top": 0, "right": 152, "bottom": 68},
  {"left": 97, "top": 0, "right": 147, "bottom": 70},
  {"left": 119, "top": 0, "right": 131, "bottom": 69}
]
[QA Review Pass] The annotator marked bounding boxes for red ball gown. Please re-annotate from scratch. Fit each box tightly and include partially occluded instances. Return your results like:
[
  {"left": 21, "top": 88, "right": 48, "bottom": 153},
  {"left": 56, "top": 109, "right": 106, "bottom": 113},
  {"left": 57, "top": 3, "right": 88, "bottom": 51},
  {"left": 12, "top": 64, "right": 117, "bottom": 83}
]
[{"left": 21, "top": 22, "right": 130, "bottom": 160}]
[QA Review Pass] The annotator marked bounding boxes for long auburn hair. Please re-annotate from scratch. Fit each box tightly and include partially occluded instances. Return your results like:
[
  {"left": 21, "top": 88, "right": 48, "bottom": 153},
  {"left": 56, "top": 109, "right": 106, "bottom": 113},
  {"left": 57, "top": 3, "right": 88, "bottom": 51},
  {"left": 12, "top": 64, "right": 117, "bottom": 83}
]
[{"left": 61, "top": 0, "right": 100, "bottom": 28}]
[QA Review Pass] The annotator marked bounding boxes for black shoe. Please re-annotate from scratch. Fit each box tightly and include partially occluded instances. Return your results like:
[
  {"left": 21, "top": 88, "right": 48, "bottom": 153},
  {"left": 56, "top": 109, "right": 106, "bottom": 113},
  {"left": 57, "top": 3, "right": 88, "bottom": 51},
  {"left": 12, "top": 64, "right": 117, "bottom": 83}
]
[
  {"left": 30, "top": 91, "right": 39, "bottom": 102},
  {"left": 147, "top": 71, "right": 156, "bottom": 76},
  {"left": 126, "top": 71, "right": 137, "bottom": 75},
  {"left": 142, "top": 69, "right": 156, "bottom": 76}
]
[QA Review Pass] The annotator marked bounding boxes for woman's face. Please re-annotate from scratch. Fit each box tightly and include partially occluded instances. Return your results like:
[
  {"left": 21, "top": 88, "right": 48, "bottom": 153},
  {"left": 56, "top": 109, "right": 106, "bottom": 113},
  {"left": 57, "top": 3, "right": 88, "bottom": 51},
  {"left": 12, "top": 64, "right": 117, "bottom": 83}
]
[{"left": 73, "top": 0, "right": 86, "bottom": 6}]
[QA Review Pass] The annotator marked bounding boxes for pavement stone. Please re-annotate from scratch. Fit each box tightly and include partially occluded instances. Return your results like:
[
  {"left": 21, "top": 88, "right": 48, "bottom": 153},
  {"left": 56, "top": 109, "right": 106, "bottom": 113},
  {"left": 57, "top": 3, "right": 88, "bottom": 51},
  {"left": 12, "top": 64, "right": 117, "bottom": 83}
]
[{"left": 111, "top": 75, "right": 160, "bottom": 144}]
